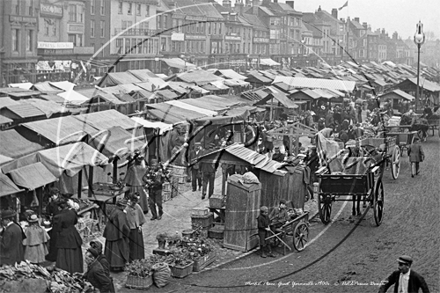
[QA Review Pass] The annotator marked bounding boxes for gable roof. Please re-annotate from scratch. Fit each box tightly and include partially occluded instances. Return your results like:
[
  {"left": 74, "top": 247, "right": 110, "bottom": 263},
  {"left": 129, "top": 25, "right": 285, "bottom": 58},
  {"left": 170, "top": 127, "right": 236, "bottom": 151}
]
[
  {"left": 0, "top": 103, "right": 45, "bottom": 119},
  {"left": 272, "top": 76, "right": 356, "bottom": 92},
  {"left": 0, "top": 129, "right": 44, "bottom": 158}
]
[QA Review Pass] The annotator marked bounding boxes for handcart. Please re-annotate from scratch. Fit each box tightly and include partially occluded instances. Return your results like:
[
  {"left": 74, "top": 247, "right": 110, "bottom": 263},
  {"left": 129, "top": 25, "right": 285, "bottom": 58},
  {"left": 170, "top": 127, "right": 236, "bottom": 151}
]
[
  {"left": 316, "top": 156, "right": 385, "bottom": 226},
  {"left": 359, "top": 136, "right": 401, "bottom": 180},
  {"left": 385, "top": 129, "right": 418, "bottom": 155},
  {"left": 265, "top": 211, "right": 310, "bottom": 254}
]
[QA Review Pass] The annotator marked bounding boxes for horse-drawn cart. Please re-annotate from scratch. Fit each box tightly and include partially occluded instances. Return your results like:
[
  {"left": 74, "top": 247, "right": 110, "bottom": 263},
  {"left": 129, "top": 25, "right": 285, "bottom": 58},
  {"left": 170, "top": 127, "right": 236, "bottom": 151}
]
[
  {"left": 385, "top": 129, "right": 418, "bottom": 154},
  {"left": 360, "top": 136, "right": 401, "bottom": 179},
  {"left": 316, "top": 156, "right": 385, "bottom": 226}
]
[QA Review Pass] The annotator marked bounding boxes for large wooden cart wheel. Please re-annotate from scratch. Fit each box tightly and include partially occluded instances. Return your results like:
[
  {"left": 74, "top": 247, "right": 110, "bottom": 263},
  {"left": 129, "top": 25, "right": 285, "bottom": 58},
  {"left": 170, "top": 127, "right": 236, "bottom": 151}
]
[
  {"left": 293, "top": 221, "right": 309, "bottom": 252},
  {"left": 318, "top": 193, "right": 332, "bottom": 224},
  {"left": 390, "top": 146, "right": 401, "bottom": 180},
  {"left": 416, "top": 129, "right": 427, "bottom": 142},
  {"left": 373, "top": 180, "right": 384, "bottom": 226}
]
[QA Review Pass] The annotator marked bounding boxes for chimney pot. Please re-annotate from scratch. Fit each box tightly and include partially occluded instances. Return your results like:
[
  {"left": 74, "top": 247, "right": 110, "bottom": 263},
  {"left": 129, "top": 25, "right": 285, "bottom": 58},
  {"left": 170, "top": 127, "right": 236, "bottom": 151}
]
[
  {"left": 286, "top": 1, "right": 294, "bottom": 9},
  {"left": 331, "top": 8, "right": 338, "bottom": 19},
  {"left": 354, "top": 17, "right": 360, "bottom": 23}
]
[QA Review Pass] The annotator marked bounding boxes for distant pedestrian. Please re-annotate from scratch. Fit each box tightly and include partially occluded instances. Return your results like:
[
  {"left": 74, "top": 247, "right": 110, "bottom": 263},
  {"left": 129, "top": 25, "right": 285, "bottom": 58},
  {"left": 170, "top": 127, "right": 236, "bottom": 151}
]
[
  {"left": 103, "top": 198, "right": 130, "bottom": 272},
  {"left": 146, "top": 159, "right": 168, "bottom": 220},
  {"left": 0, "top": 210, "right": 25, "bottom": 266},
  {"left": 190, "top": 142, "right": 203, "bottom": 192},
  {"left": 408, "top": 138, "right": 425, "bottom": 177},
  {"left": 23, "top": 214, "right": 50, "bottom": 264},
  {"left": 378, "top": 255, "right": 429, "bottom": 293},
  {"left": 125, "top": 194, "right": 146, "bottom": 261},
  {"left": 200, "top": 160, "right": 216, "bottom": 200}
]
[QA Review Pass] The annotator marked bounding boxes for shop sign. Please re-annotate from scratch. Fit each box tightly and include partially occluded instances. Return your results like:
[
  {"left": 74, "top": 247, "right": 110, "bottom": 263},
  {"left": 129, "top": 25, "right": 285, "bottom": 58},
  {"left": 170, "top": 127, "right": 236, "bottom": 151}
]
[
  {"left": 38, "top": 42, "right": 74, "bottom": 49},
  {"left": 185, "top": 35, "right": 206, "bottom": 40},
  {"left": 210, "top": 34, "right": 224, "bottom": 40},
  {"left": 9, "top": 15, "right": 37, "bottom": 23},
  {"left": 38, "top": 49, "right": 74, "bottom": 55},
  {"left": 171, "top": 32, "right": 185, "bottom": 41},
  {"left": 68, "top": 24, "right": 84, "bottom": 33},
  {"left": 73, "top": 47, "right": 94, "bottom": 55},
  {"left": 254, "top": 37, "right": 269, "bottom": 43},
  {"left": 40, "top": 3, "right": 63, "bottom": 18},
  {"left": 225, "top": 36, "right": 241, "bottom": 41}
]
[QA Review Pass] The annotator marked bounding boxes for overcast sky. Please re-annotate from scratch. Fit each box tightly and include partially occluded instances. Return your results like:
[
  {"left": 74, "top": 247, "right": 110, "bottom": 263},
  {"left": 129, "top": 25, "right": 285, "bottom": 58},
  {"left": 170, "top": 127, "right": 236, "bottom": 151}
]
[{"left": 215, "top": 0, "right": 440, "bottom": 40}]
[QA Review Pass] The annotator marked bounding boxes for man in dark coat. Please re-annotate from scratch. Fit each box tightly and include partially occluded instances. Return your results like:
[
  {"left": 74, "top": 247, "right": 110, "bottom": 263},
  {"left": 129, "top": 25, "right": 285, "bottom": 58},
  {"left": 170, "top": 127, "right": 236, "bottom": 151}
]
[
  {"left": 103, "top": 199, "right": 130, "bottom": 272},
  {"left": 408, "top": 138, "right": 425, "bottom": 177},
  {"left": 257, "top": 206, "right": 275, "bottom": 258},
  {"left": 89, "top": 241, "right": 110, "bottom": 277},
  {"left": 0, "top": 210, "right": 24, "bottom": 265},
  {"left": 200, "top": 160, "right": 216, "bottom": 200},
  {"left": 145, "top": 159, "right": 168, "bottom": 220},
  {"left": 378, "top": 255, "right": 429, "bottom": 293},
  {"left": 189, "top": 143, "right": 203, "bottom": 192},
  {"left": 84, "top": 249, "right": 115, "bottom": 293}
]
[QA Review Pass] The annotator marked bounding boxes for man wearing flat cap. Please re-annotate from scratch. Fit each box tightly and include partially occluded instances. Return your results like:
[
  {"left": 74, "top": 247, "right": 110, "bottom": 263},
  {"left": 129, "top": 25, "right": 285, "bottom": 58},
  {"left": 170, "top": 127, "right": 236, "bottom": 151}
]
[
  {"left": 378, "top": 255, "right": 430, "bottom": 293},
  {"left": 0, "top": 210, "right": 25, "bottom": 266},
  {"left": 272, "top": 146, "right": 284, "bottom": 162}
]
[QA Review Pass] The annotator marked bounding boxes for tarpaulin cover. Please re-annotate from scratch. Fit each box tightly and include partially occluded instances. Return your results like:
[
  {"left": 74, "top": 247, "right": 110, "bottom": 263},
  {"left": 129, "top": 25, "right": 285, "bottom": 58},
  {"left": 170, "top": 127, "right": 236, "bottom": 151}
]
[
  {"left": 217, "top": 69, "right": 247, "bottom": 80},
  {"left": 50, "top": 81, "right": 76, "bottom": 91},
  {"left": 8, "top": 83, "right": 33, "bottom": 90},
  {"left": 180, "top": 95, "right": 245, "bottom": 111},
  {"left": 89, "top": 126, "right": 146, "bottom": 159},
  {"left": 18, "top": 98, "right": 69, "bottom": 118},
  {"left": 162, "top": 58, "right": 196, "bottom": 70},
  {"left": 100, "top": 72, "right": 142, "bottom": 86},
  {"left": 0, "top": 154, "right": 13, "bottom": 165},
  {"left": 22, "top": 116, "right": 99, "bottom": 144},
  {"left": 0, "top": 173, "right": 23, "bottom": 197},
  {"left": 147, "top": 104, "right": 207, "bottom": 124},
  {"left": 273, "top": 76, "right": 356, "bottom": 92},
  {"left": 57, "top": 90, "right": 90, "bottom": 105},
  {"left": 0, "top": 129, "right": 43, "bottom": 158},
  {"left": 177, "top": 70, "right": 221, "bottom": 84},
  {"left": 131, "top": 117, "right": 173, "bottom": 135},
  {"left": 260, "top": 58, "right": 281, "bottom": 66},
  {"left": 38, "top": 142, "right": 109, "bottom": 177},
  {"left": 7, "top": 162, "right": 57, "bottom": 190},
  {"left": 32, "top": 82, "right": 63, "bottom": 93},
  {"left": 73, "top": 109, "right": 139, "bottom": 131},
  {"left": 165, "top": 100, "right": 217, "bottom": 116}
]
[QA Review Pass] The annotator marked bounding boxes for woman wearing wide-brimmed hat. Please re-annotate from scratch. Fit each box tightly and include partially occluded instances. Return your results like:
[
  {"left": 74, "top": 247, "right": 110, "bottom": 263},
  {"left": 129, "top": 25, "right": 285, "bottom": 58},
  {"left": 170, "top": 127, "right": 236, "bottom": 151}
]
[
  {"left": 23, "top": 214, "right": 50, "bottom": 264},
  {"left": 0, "top": 210, "right": 25, "bottom": 265}
]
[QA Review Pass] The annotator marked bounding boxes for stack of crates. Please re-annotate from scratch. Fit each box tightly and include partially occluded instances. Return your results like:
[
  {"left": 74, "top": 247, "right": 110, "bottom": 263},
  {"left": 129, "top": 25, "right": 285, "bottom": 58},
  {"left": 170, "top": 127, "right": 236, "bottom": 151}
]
[
  {"left": 162, "top": 182, "right": 171, "bottom": 202},
  {"left": 191, "top": 208, "right": 213, "bottom": 238}
]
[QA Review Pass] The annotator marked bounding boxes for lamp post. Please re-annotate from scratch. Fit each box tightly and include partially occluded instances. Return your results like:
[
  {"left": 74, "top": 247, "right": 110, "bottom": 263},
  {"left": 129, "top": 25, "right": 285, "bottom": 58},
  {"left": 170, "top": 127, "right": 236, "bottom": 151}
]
[
  {"left": 180, "top": 54, "right": 186, "bottom": 72},
  {"left": 414, "top": 21, "right": 425, "bottom": 113},
  {"left": 154, "top": 57, "right": 160, "bottom": 74}
]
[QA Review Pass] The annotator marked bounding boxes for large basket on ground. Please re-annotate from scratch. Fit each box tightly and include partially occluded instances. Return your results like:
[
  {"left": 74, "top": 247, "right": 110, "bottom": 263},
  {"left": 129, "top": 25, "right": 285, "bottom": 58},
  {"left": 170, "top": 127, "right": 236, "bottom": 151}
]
[{"left": 125, "top": 274, "right": 153, "bottom": 290}]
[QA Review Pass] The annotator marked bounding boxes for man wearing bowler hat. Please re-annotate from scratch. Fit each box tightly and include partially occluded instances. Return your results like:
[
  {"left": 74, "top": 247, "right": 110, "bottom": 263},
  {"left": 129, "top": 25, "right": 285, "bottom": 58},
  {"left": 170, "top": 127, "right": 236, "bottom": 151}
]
[
  {"left": 378, "top": 255, "right": 430, "bottom": 293},
  {"left": 0, "top": 210, "right": 25, "bottom": 266}
]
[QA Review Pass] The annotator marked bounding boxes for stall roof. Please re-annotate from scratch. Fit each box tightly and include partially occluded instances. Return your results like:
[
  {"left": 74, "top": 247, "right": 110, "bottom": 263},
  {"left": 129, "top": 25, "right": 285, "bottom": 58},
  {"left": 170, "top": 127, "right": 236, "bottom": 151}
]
[
  {"left": 147, "top": 103, "right": 208, "bottom": 124},
  {"left": 127, "top": 69, "right": 157, "bottom": 81},
  {"left": 73, "top": 109, "right": 139, "bottom": 131},
  {"left": 164, "top": 100, "right": 217, "bottom": 116},
  {"left": 101, "top": 72, "right": 143, "bottom": 85},
  {"left": 76, "top": 88, "right": 125, "bottom": 104},
  {"left": 177, "top": 70, "right": 222, "bottom": 85},
  {"left": 7, "top": 91, "right": 41, "bottom": 98},
  {"left": 0, "top": 173, "right": 23, "bottom": 197},
  {"left": 38, "top": 142, "right": 109, "bottom": 177},
  {"left": 180, "top": 95, "right": 245, "bottom": 111},
  {"left": 0, "top": 129, "right": 43, "bottom": 158},
  {"left": 0, "top": 154, "right": 13, "bottom": 165},
  {"left": 380, "top": 89, "right": 415, "bottom": 101},
  {"left": 9, "top": 82, "right": 33, "bottom": 90},
  {"left": 0, "top": 115, "right": 13, "bottom": 125},
  {"left": 246, "top": 71, "right": 272, "bottom": 84},
  {"left": 7, "top": 162, "right": 57, "bottom": 190},
  {"left": 22, "top": 116, "right": 99, "bottom": 144},
  {"left": 273, "top": 76, "right": 356, "bottom": 92},
  {"left": 260, "top": 58, "right": 281, "bottom": 66},
  {"left": 216, "top": 69, "right": 248, "bottom": 80},
  {"left": 131, "top": 117, "right": 173, "bottom": 135},
  {"left": 1, "top": 104, "right": 45, "bottom": 119},
  {"left": 406, "top": 78, "right": 440, "bottom": 92},
  {"left": 89, "top": 126, "right": 146, "bottom": 159},
  {"left": 32, "top": 82, "right": 63, "bottom": 93},
  {"left": 50, "top": 81, "right": 75, "bottom": 91},
  {"left": 255, "top": 92, "right": 298, "bottom": 109},
  {"left": 18, "top": 98, "right": 70, "bottom": 117},
  {"left": 162, "top": 58, "right": 196, "bottom": 70},
  {"left": 57, "top": 90, "right": 90, "bottom": 105},
  {"left": 39, "top": 93, "right": 69, "bottom": 104},
  {"left": 156, "top": 89, "right": 179, "bottom": 100},
  {"left": 0, "top": 97, "right": 20, "bottom": 108}
]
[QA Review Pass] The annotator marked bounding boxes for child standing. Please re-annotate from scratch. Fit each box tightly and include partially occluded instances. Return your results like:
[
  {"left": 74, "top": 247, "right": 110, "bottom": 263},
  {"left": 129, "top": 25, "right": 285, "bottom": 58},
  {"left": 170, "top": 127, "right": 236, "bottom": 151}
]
[
  {"left": 408, "top": 137, "right": 425, "bottom": 177},
  {"left": 23, "top": 214, "right": 50, "bottom": 264},
  {"left": 257, "top": 206, "right": 275, "bottom": 258}
]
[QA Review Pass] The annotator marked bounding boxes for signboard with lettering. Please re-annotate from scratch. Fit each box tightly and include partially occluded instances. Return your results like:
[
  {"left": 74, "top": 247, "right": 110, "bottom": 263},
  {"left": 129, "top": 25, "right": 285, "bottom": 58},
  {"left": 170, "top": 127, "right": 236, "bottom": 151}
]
[
  {"left": 40, "top": 3, "right": 63, "bottom": 18},
  {"left": 253, "top": 38, "right": 269, "bottom": 43},
  {"left": 68, "top": 24, "right": 84, "bottom": 33},
  {"left": 225, "top": 36, "right": 241, "bottom": 41},
  {"left": 38, "top": 42, "right": 74, "bottom": 49},
  {"left": 38, "top": 49, "right": 74, "bottom": 55},
  {"left": 9, "top": 15, "right": 37, "bottom": 23},
  {"left": 171, "top": 32, "right": 185, "bottom": 41},
  {"left": 185, "top": 35, "right": 206, "bottom": 40}
]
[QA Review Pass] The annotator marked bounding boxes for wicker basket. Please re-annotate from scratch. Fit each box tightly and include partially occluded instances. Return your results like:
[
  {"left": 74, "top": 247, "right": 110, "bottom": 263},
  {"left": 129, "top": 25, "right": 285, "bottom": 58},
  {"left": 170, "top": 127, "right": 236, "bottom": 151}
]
[
  {"left": 125, "top": 274, "right": 153, "bottom": 290},
  {"left": 170, "top": 261, "right": 194, "bottom": 278}
]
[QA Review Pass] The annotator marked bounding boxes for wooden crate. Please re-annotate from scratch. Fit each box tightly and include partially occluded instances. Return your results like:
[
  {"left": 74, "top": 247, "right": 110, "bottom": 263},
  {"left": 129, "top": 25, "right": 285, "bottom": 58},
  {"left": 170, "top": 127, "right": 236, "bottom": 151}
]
[
  {"left": 191, "top": 213, "right": 213, "bottom": 229},
  {"left": 191, "top": 208, "right": 209, "bottom": 217},
  {"left": 163, "top": 182, "right": 171, "bottom": 192},
  {"left": 170, "top": 262, "right": 193, "bottom": 278},
  {"left": 162, "top": 191, "right": 171, "bottom": 202},
  {"left": 193, "top": 252, "right": 217, "bottom": 272},
  {"left": 209, "top": 194, "right": 226, "bottom": 209},
  {"left": 223, "top": 174, "right": 261, "bottom": 252}
]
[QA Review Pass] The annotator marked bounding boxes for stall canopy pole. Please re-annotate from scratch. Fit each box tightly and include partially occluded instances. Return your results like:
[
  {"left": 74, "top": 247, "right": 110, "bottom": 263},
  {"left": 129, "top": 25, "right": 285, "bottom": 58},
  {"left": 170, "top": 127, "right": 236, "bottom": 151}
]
[
  {"left": 113, "top": 159, "right": 118, "bottom": 184},
  {"left": 88, "top": 166, "right": 94, "bottom": 198},
  {"left": 289, "top": 126, "right": 294, "bottom": 156},
  {"left": 78, "top": 169, "right": 83, "bottom": 199}
]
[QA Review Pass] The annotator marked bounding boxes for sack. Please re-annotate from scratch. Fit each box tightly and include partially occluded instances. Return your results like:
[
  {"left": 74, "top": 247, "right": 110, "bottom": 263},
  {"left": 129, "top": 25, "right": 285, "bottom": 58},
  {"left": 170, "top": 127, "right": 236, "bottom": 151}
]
[{"left": 152, "top": 262, "right": 171, "bottom": 288}]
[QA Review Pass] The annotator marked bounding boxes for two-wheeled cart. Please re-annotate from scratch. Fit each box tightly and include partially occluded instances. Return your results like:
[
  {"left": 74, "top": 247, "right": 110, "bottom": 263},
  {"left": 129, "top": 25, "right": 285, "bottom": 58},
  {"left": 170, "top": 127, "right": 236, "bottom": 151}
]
[
  {"left": 316, "top": 157, "right": 385, "bottom": 226},
  {"left": 359, "top": 136, "right": 401, "bottom": 180},
  {"left": 384, "top": 128, "right": 418, "bottom": 155}
]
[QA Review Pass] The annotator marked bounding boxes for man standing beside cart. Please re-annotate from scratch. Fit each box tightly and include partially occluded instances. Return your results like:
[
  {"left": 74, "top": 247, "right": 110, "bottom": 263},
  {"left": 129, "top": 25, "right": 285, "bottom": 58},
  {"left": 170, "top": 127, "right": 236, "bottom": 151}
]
[{"left": 145, "top": 159, "right": 168, "bottom": 221}]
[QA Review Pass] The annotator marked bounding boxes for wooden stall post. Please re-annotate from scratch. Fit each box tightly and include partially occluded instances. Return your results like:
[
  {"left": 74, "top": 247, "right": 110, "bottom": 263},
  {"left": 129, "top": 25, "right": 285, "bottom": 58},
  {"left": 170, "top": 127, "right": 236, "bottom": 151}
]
[
  {"left": 289, "top": 126, "right": 294, "bottom": 156},
  {"left": 88, "top": 166, "right": 94, "bottom": 198},
  {"left": 78, "top": 169, "right": 83, "bottom": 199},
  {"left": 112, "top": 159, "right": 118, "bottom": 184}
]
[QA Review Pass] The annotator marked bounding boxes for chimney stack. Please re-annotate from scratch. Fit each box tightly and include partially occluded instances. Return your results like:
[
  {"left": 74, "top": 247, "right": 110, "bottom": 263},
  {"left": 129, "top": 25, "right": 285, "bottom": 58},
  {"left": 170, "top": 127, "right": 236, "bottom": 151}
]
[
  {"left": 331, "top": 8, "right": 338, "bottom": 19},
  {"left": 262, "top": 0, "right": 271, "bottom": 6},
  {"left": 286, "top": 1, "right": 294, "bottom": 9},
  {"left": 235, "top": 0, "right": 244, "bottom": 13},
  {"left": 354, "top": 17, "right": 360, "bottom": 23},
  {"left": 223, "top": 0, "right": 231, "bottom": 9},
  {"left": 362, "top": 22, "right": 368, "bottom": 29}
]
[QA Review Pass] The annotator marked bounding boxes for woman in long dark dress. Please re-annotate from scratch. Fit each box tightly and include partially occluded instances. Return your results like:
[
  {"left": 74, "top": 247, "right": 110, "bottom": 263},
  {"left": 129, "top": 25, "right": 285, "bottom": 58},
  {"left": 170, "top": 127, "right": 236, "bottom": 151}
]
[
  {"left": 45, "top": 189, "right": 60, "bottom": 262},
  {"left": 125, "top": 194, "right": 146, "bottom": 261},
  {"left": 54, "top": 199, "right": 83, "bottom": 274}
]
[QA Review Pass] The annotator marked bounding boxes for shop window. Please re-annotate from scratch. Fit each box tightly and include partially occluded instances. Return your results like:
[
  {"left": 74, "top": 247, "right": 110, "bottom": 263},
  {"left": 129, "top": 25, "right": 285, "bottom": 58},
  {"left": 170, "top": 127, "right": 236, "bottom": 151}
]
[
  {"left": 136, "top": 4, "right": 141, "bottom": 16},
  {"left": 127, "top": 3, "right": 132, "bottom": 15},
  {"left": 118, "top": 1, "right": 122, "bottom": 14},
  {"left": 90, "top": 20, "right": 95, "bottom": 37},
  {"left": 100, "top": 0, "right": 105, "bottom": 15},
  {"left": 91, "top": 0, "right": 95, "bottom": 15},
  {"left": 12, "top": 29, "right": 19, "bottom": 52}
]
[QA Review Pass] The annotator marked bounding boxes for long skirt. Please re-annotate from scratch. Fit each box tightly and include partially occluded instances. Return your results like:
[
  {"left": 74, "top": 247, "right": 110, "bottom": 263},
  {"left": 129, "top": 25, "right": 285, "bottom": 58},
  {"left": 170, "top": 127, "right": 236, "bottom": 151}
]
[
  {"left": 24, "top": 243, "right": 48, "bottom": 264},
  {"left": 45, "top": 230, "right": 58, "bottom": 262},
  {"left": 128, "top": 229, "right": 145, "bottom": 262},
  {"left": 56, "top": 247, "right": 83, "bottom": 274},
  {"left": 105, "top": 238, "right": 129, "bottom": 269},
  {"left": 127, "top": 185, "right": 149, "bottom": 214}
]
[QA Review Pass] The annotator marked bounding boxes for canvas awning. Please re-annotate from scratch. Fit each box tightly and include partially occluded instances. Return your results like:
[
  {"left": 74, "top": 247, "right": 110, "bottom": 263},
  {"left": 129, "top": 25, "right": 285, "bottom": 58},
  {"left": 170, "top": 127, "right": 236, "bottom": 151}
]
[
  {"left": 260, "top": 58, "right": 281, "bottom": 66},
  {"left": 255, "top": 92, "right": 299, "bottom": 109},
  {"left": 273, "top": 76, "right": 356, "bottom": 92},
  {"left": 164, "top": 100, "right": 217, "bottom": 116},
  {"left": 7, "top": 162, "right": 57, "bottom": 190},
  {"left": 57, "top": 90, "right": 90, "bottom": 105},
  {"left": 73, "top": 109, "right": 139, "bottom": 131},
  {"left": 147, "top": 103, "right": 208, "bottom": 124},
  {"left": 0, "top": 173, "right": 23, "bottom": 197},
  {"left": 131, "top": 117, "right": 173, "bottom": 135},
  {"left": 89, "top": 126, "right": 146, "bottom": 159},
  {"left": 162, "top": 58, "right": 196, "bottom": 70},
  {"left": 8, "top": 83, "right": 33, "bottom": 90},
  {"left": 0, "top": 129, "right": 44, "bottom": 158}
]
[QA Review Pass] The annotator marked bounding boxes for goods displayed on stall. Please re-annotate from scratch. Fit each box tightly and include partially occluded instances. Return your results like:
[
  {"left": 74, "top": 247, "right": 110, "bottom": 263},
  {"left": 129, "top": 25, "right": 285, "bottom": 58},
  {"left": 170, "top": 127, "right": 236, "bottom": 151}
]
[{"left": 0, "top": 261, "right": 93, "bottom": 293}]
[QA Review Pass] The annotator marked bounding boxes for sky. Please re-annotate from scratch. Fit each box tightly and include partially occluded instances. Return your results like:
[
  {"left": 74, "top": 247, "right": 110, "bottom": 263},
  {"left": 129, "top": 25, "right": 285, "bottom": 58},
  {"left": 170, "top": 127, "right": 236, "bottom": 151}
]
[{"left": 215, "top": 0, "right": 440, "bottom": 40}]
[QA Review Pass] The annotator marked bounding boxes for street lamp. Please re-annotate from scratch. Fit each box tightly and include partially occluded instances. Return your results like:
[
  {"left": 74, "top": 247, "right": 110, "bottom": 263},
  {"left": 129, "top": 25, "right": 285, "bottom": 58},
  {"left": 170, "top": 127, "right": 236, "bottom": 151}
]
[
  {"left": 154, "top": 57, "right": 160, "bottom": 73},
  {"left": 180, "top": 54, "right": 186, "bottom": 72},
  {"left": 414, "top": 20, "right": 425, "bottom": 113}
]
